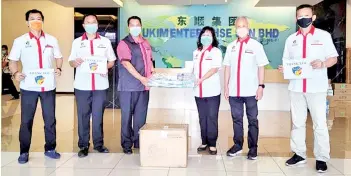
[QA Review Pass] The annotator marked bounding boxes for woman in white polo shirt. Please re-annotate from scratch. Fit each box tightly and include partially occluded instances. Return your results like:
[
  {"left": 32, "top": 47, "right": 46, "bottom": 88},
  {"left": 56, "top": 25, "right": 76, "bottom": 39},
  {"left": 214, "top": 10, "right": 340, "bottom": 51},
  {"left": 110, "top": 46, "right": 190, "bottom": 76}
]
[{"left": 193, "top": 26, "right": 222, "bottom": 155}]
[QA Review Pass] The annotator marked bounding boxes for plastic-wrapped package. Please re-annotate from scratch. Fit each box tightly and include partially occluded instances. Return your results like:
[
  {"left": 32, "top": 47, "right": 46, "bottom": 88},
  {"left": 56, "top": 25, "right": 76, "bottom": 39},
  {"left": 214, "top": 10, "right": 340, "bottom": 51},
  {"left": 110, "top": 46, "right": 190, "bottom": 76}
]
[{"left": 147, "top": 73, "right": 195, "bottom": 88}]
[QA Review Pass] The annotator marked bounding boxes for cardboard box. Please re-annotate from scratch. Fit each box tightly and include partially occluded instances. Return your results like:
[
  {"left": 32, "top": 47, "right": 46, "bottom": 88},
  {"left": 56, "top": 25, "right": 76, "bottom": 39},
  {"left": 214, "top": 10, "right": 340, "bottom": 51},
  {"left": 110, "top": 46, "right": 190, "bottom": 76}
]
[
  {"left": 334, "top": 105, "right": 351, "bottom": 118},
  {"left": 140, "top": 124, "right": 188, "bottom": 168},
  {"left": 333, "top": 83, "right": 351, "bottom": 90},
  {"left": 334, "top": 89, "right": 351, "bottom": 95},
  {"left": 332, "top": 95, "right": 351, "bottom": 101}
]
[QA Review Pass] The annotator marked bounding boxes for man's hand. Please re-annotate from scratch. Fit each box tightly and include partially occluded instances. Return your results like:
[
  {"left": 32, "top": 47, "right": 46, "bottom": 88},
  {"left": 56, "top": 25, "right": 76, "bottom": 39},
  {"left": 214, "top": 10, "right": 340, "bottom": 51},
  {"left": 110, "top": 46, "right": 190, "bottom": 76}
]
[
  {"left": 278, "top": 65, "right": 284, "bottom": 73},
  {"left": 139, "top": 76, "right": 149, "bottom": 87},
  {"left": 224, "top": 86, "right": 229, "bottom": 101},
  {"left": 73, "top": 58, "right": 84, "bottom": 68},
  {"left": 14, "top": 72, "right": 26, "bottom": 81},
  {"left": 55, "top": 68, "right": 61, "bottom": 76},
  {"left": 255, "top": 87, "right": 264, "bottom": 100},
  {"left": 311, "top": 59, "right": 324, "bottom": 69},
  {"left": 195, "top": 78, "right": 203, "bottom": 87}
]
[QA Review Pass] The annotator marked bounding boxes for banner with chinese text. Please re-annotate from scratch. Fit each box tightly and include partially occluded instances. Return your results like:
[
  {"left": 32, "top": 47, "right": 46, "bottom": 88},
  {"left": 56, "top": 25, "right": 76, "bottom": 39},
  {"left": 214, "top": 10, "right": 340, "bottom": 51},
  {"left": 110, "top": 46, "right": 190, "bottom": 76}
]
[{"left": 120, "top": 0, "right": 296, "bottom": 69}]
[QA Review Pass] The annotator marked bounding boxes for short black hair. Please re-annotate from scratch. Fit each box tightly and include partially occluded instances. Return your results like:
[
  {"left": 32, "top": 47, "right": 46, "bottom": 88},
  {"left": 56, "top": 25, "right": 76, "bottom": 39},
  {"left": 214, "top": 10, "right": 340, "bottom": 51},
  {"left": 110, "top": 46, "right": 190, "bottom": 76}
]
[
  {"left": 127, "top": 16, "right": 142, "bottom": 26},
  {"left": 25, "top": 9, "right": 44, "bottom": 21},
  {"left": 82, "top": 14, "right": 98, "bottom": 24},
  {"left": 296, "top": 4, "right": 314, "bottom": 14},
  {"left": 2, "top": 45, "right": 8, "bottom": 50},
  {"left": 197, "top": 26, "right": 219, "bottom": 50}
]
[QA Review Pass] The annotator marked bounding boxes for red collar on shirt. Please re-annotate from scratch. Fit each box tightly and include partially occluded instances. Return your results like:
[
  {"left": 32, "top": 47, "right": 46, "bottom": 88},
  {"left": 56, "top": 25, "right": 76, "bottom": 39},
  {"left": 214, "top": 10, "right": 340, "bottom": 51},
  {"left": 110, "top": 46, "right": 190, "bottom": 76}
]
[
  {"left": 198, "top": 45, "right": 213, "bottom": 52},
  {"left": 29, "top": 31, "right": 45, "bottom": 39},
  {"left": 236, "top": 36, "right": 250, "bottom": 44},
  {"left": 81, "top": 32, "right": 101, "bottom": 41},
  {"left": 296, "top": 25, "right": 315, "bottom": 36}
]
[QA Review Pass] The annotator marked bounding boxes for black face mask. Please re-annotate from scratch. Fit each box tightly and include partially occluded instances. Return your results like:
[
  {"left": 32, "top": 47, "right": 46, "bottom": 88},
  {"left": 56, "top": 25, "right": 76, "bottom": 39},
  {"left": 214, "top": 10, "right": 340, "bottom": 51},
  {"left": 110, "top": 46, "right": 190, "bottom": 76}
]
[{"left": 297, "top": 18, "right": 313, "bottom": 28}]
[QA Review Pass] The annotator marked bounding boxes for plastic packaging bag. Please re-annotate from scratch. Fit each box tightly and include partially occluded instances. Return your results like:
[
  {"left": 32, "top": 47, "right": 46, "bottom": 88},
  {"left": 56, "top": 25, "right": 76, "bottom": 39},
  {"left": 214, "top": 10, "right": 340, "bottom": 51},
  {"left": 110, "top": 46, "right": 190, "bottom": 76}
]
[{"left": 147, "top": 73, "right": 195, "bottom": 88}]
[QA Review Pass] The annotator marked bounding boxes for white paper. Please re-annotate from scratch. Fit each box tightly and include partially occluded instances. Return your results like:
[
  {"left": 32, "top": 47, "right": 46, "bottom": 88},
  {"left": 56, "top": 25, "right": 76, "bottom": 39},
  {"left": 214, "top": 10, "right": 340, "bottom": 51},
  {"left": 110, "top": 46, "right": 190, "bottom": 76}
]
[
  {"left": 80, "top": 56, "right": 108, "bottom": 74},
  {"left": 283, "top": 58, "right": 313, "bottom": 79},
  {"left": 24, "top": 69, "right": 55, "bottom": 88}
]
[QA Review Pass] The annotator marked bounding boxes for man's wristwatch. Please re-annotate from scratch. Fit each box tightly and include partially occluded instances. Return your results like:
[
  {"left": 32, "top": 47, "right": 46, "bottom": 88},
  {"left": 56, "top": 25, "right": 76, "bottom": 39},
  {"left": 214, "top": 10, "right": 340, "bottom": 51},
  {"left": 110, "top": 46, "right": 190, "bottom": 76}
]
[
  {"left": 259, "top": 84, "right": 265, "bottom": 88},
  {"left": 57, "top": 68, "right": 62, "bottom": 72}
]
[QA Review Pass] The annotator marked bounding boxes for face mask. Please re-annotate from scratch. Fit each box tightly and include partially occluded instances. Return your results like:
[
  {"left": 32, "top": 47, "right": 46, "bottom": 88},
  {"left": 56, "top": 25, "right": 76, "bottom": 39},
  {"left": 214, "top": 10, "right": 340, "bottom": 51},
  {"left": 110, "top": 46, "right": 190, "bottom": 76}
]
[
  {"left": 130, "top": 27, "right": 142, "bottom": 37},
  {"left": 29, "top": 20, "right": 43, "bottom": 31},
  {"left": 297, "top": 17, "right": 313, "bottom": 28},
  {"left": 236, "top": 27, "right": 249, "bottom": 38},
  {"left": 201, "top": 36, "right": 213, "bottom": 47},
  {"left": 84, "top": 24, "right": 98, "bottom": 35},
  {"left": 2, "top": 50, "right": 6, "bottom": 55}
]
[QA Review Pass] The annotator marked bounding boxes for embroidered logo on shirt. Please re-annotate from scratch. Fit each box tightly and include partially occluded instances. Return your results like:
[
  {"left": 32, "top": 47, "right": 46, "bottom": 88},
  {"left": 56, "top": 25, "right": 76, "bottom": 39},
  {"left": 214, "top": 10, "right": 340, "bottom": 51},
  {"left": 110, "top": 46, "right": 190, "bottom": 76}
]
[
  {"left": 97, "top": 44, "right": 106, "bottom": 48},
  {"left": 231, "top": 45, "right": 236, "bottom": 52},
  {"left": 25, "top": 41, "right": 32, "bottom": 48},
  {"left": 292, "top": 40, "right": 298, "bottom": 46},
  {"left": 35, "top": 75, "right": 45, "bottom": 85},
  {"left": 80, "top": 42, "right": 86, "bottom": 48},
  {"left": 89, "top": 63, "right": 98, "bottom": 71},
  {"left": 245, "top": 49, "right": 254, "bottom": 54},
  {"left": 292, "top": 66, "right": 302, "bottom": 76},
  {"left": 311, "top": 40, "right": 323, "bottom": 45}
]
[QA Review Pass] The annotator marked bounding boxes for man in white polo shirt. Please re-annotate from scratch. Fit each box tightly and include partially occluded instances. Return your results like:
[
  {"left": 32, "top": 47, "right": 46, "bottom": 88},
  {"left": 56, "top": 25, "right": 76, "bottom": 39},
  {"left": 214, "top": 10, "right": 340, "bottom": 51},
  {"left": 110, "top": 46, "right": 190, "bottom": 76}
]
[
  {"left": 223, "top": 16, "right": 269, "bottom": 160},
  {"left": 278, "top": 4, "right": 338, "bottom": 173},
  {"left": 69, "top": 14, "right": 116, "bottom": 158},
  {"left": 8, "top": 9, "right": 63, "bottom": 164}
]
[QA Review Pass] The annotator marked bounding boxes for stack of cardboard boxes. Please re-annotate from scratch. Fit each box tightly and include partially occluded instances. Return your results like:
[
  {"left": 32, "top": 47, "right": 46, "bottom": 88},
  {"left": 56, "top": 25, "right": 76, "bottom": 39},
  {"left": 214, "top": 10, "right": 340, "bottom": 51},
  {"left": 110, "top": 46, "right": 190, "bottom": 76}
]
[{"left": 327, "top": 83, "right": 351, "bottom": 130}]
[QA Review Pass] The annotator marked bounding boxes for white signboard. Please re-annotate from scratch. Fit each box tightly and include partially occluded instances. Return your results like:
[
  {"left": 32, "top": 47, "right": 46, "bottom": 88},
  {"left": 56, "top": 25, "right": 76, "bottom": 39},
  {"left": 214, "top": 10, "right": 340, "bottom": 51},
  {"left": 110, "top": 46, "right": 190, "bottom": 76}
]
[
  {"left": 24, "top": 69, "right": 55, "bottom": 88},
  {"left": 80, "top": 56, "right": 107, "bottom": 74},
  {"left": 283, "top": 58, "right": 314, "bottom": 79}
]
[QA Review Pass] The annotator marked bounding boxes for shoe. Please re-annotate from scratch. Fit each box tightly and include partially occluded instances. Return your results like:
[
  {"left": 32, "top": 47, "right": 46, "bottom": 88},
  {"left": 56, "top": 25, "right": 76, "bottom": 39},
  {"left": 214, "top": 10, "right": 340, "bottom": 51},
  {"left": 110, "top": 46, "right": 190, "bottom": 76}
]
[
  {"left": 94, "top": 146, "right": 109, "bottom": 153},
  {"left": 78, "top": 147, "right": 89, "bottom": 158},
  {"left": 285, "top": 154, "right": 307, "bottom": 166},
  {"left": 226, "top": 145, "right": 242, "bottom": 157},
  {"left": 18, "top": 153, "right": 29, "bottom": 164},
  {"left": 209, "top": 147, "right": 217, "bottom": 155},
  {"left": 197, "top": 145, "right": 207, "bottom": 152},
  {"left": 248, "top": 149, "right": 258, "bottom": 160},
  {"left": 123, "top": 148, "right": 133, "bottom": 155},
  {"left": 316, "top": 160, "right": 328, "bottom": 173},
  {"left": 44, "top": 150, "right": 61, "bottom": 159}
]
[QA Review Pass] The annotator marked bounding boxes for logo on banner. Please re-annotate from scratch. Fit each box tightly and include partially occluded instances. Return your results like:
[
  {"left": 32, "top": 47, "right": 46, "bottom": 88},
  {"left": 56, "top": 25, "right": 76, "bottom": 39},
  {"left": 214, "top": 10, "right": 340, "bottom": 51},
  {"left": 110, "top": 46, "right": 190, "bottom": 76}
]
[
  {"left": 89, "top": 63, "right": 98, "bottom": 71},
  {"left": 292, "top": 66, "right": 302, "bottom": 76},
  {"left": 35, "top": 75, "right": 45, "bottom": 85}
]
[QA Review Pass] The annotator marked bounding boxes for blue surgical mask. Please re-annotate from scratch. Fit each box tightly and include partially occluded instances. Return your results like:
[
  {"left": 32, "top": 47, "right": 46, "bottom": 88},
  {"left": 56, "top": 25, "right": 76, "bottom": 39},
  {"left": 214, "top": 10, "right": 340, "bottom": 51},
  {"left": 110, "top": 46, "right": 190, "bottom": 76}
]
[
  {"left": 201, "top": 36, "right": 213, "bottom": 46},
  {"left": 84, "top": 24, "right": 98, "bottom": 34},
  {"left": 130, "top": 27, "right": 142, "bottom": 37}
]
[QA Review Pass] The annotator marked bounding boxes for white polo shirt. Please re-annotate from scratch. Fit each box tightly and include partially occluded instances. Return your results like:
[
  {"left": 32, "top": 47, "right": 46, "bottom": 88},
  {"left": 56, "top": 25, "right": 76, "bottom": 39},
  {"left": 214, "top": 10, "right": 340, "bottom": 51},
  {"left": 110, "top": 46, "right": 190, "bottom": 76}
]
[
  {"left": 282, "top": 26, "right": 339, "bottom": 93},
  {"left": 223, "top": 37, "right": 269, "bottom": 97},
  {"left": 193, "top": 46, "right": 222, "bottom": 98},
  {"left": 8, "top": 32, "right": 62, "bottom": 92},
  {"left": 68, "top": 33, "right": 117, "bottom": 91}
]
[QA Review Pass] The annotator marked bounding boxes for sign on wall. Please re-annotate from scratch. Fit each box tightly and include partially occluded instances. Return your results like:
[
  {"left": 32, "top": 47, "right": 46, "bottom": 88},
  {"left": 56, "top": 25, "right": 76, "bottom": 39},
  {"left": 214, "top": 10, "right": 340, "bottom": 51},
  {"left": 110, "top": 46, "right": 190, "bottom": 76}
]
[{"left": 120, "top": 0, "right": 296, "bottom": 69}]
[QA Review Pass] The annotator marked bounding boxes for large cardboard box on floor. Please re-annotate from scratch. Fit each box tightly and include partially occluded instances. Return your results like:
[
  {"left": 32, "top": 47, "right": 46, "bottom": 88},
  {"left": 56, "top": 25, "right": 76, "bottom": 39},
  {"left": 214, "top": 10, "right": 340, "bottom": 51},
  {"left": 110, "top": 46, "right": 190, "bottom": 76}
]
[{"left": 140, "top": 124, "right": 188, "bottom": 167}]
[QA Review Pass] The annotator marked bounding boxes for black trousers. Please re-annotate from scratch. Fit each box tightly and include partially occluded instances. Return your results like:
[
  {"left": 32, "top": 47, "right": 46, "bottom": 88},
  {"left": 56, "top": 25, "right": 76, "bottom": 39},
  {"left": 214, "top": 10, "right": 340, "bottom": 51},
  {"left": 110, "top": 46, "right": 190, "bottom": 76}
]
[
  {"left": 75, "top": 89, "right": 107, "bottom": 149},
  {"left": 119, "top": 91, "right": 149, "bottom": 149},
  {"left": 2, "top": 73, "right": 19, "bottom": 98},
  {"left": 195, "top": 95, "right": 221, "bottom": 147},
  {"left": 229, "top": 96, "right": 259, "bottom": 153},
  {"left": 20, "top": 89, "right": 56, "bottom": 154}
]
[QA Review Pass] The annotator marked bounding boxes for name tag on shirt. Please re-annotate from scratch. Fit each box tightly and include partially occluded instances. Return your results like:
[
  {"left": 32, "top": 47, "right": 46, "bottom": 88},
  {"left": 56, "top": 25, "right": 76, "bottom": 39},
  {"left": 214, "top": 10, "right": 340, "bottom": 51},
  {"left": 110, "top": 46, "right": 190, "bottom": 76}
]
[
  {"left": 283, "top": 58, "right": 313, "bottom": 80},
  {"left": 24, "top": 69, "right": 55, "bottom": 88},
  {"left": 80, "top": 56, "right": 108, "bottom": 74}
]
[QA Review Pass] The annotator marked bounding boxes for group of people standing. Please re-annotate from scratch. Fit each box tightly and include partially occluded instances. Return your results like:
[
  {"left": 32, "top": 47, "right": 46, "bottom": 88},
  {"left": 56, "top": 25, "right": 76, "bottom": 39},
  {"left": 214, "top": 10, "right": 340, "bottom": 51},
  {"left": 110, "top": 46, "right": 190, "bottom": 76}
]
[{"left": 6, "top": 3, "right": 337, "bottom": 173}]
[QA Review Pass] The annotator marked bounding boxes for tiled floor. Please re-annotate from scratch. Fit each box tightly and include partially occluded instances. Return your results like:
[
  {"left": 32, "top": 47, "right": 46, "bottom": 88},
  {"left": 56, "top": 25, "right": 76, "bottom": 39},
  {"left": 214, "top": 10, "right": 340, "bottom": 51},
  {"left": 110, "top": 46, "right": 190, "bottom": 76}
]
[{"left": 2, "top": 95, "right": 351, "bottom": 175}]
